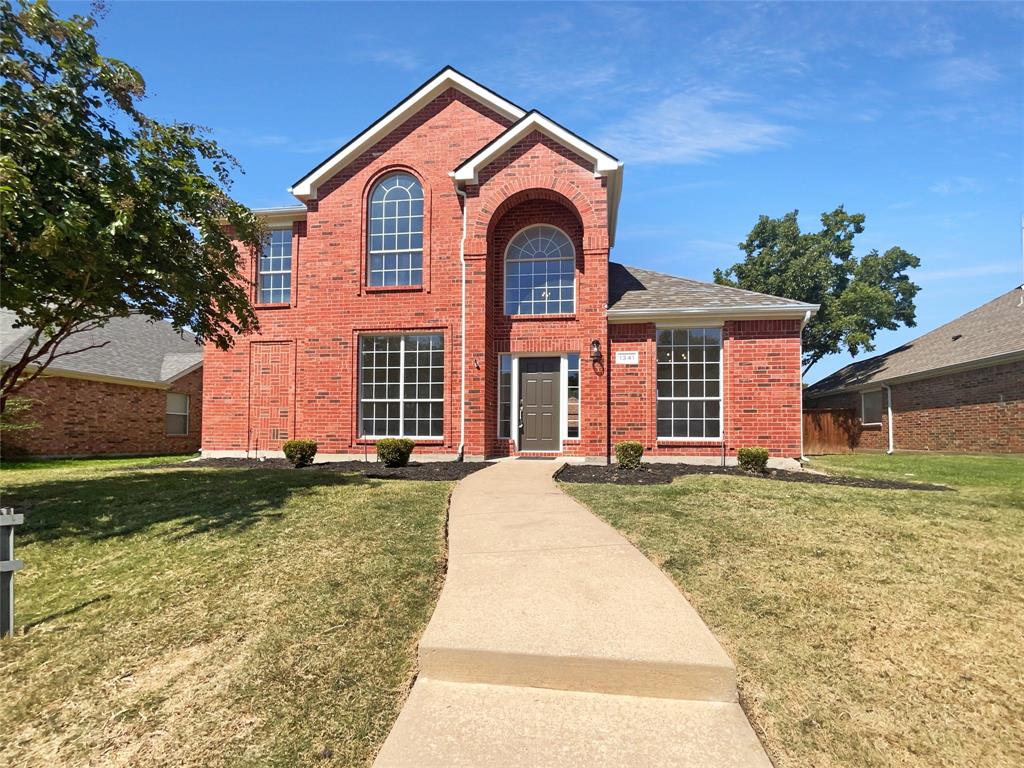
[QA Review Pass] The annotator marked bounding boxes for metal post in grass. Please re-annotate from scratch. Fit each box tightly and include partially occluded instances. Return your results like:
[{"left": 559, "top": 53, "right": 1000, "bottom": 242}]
[{"left": 1, "top": 507, "right": 24, "bottom": 638}]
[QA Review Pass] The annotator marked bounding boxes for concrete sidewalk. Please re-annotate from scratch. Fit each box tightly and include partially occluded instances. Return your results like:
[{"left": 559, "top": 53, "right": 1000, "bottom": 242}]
[{"left": 374, "top": 459, "right": 771, "bottom": 767}]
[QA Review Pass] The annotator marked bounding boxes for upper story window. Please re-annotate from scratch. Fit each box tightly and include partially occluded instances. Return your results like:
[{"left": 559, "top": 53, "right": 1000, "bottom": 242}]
[
  {"left": 505, "top": 225, "right": 575, "bottom": 315},
  {"left": 259, "top": 228, "right": 292, "bottom": 304},
  {"left": 368, "top": 172, "right": 424, "bottom": 287}
]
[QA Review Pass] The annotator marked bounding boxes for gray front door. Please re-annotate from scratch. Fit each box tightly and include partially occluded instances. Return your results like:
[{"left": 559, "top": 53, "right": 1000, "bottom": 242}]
[{"left": 520, "top": 357, "right": 560, "bottom": 451}]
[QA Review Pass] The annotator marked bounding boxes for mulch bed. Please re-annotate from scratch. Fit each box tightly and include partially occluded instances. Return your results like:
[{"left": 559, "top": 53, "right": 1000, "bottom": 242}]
[
  {"left": 150, "top": 457, "right": 493, "bottom": 481},
  {"left": 555, "top": 462, "right": 951, "bottom": 491}
]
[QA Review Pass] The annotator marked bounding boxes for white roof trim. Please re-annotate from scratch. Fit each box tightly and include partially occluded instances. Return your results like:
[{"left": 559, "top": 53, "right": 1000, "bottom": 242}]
[
  {"left": 253, "top": 206, "right": 307, "bottom": 228},
  {"left": 162, "top": 359, "right": 204, "bottom": 385},
  {"left": 607, "top": 303, "right": 820, "bottom": 324},
  {"left": 452, "top": 111, "right": 622, "bottom": 184},
  {"left": 289, "top": 67, "right": 526, "bottom": 200}
]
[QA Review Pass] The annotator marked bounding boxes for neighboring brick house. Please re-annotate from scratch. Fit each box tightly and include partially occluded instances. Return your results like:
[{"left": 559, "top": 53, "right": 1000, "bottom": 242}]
[
  {"left": 1, "top": 312, "right": 203, "bottom": 458},
  {"left": 804, "top": 286, "right": 1024, "bottom": 454},
  {"left": 203, "top": 67, "right": 818, "bottom": 463}
]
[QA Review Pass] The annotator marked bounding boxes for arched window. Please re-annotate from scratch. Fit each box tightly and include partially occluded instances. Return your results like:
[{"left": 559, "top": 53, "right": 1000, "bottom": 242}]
[
  {"left": 367, "top": 172, "right": 424, "bottom": 286},
  {"left": 504, "top": 225, "right": 575, "bottom": 315}
]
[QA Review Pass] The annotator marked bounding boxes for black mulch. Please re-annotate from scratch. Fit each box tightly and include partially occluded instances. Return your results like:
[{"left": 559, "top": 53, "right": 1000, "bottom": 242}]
[
  {"left": 150, "top": 457, "right": 493, "bottom": 481},
  {"left": 555, "top": 462, "right": 951, "bottom": 491}
]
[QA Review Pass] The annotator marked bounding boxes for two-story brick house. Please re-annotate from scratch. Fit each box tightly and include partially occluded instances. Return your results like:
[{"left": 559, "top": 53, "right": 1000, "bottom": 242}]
[{"left": 202, "top": 68, "right": 818, "bottom": 463}]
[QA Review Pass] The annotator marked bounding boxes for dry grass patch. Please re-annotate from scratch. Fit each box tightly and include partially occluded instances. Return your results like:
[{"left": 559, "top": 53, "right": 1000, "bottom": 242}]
[
  {"left": 0, "top": 456, "right": 450, "bottom": 767},
  {"left": 563, "top": 453, "right": 1024, "bottom": 768}
]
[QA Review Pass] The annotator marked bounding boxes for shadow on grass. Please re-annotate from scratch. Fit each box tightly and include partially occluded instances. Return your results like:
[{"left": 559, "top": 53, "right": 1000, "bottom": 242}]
[
  {"left": 2, "top": 467, "right": 379, "bottom": 545},
  {"left": 23, "top": 594, "right": 112, "bottom": 631}
]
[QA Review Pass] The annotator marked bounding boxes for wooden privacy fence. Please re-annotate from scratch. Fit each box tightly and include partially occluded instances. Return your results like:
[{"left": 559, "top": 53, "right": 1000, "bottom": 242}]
[{"left": 803, "top": 409, "right": 859, "bottom": 454}]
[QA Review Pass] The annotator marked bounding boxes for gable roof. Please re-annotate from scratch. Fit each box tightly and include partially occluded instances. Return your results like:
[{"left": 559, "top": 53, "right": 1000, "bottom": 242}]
[
  {"left": 1, "top": 311, "right": 203, "bottom": 388},
  {"left": 290, "top": 66, "right": 526, "bottom": 200},
  {"left": 806, "top": 286, "right": 1024, "bottom": 395},
  {"left": 452, "top": 110, "right": 624, "bottom": 245},
  {"left": 452, "top": 110, "right": 620, "bottom": 183},
  {"left": 607, "top": 263, "right": 819, "bottom": 322}
]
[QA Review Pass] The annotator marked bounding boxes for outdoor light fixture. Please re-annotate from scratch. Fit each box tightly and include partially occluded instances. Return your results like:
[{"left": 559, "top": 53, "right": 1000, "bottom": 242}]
[{"left": 590, "top": 339, "right": 602, "bottom": 362}]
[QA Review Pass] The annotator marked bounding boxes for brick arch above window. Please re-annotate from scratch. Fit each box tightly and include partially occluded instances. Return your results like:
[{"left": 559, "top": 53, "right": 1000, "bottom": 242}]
[{"left": 467, "top": 180, "right": 606, "bottom": 257}]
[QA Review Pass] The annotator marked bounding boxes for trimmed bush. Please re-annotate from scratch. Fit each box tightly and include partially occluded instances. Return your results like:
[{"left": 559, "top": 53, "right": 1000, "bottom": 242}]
[
  {"left": 614, "top": 441, "right": 644, "bottom": 470},
  {"left": 737, "top": 447, "right": 770, "bottom": 474},
  {"left": 282, "top": 439, "right": 318, "bottom": 468},
  {"left": 377, "top": 438, "right": 415, "bottom": 468}
]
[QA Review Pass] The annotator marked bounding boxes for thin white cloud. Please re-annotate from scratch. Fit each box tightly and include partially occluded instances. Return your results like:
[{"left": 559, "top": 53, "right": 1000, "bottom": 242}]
[
  {"left": 238, "top": 133, "right": 290, "bottom": 148},
  {"left": 930, "top": 56, "right": 1001, "bottom": 90},
  {"left": 286, "top": 136, "right": 349, "bottom": 155},
  {"left": 929, "top": 176, "right": 981, "bottom": 195},
  {"left": 596, "top": 90, "right": 789, "bottom": 164},
  {"left": 364, "top": 49, "right": 422, "bottom": 72}
]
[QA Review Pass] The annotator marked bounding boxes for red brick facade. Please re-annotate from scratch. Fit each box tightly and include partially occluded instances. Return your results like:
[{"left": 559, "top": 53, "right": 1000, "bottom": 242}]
[
  {"left": 608, "top": 320, "right": 803, "bottom": 458},
  {"left": 2, "top": 370, "right": 202, "bottom": 458},
  {"left": 202, "top": 81, "right": 807, "bottom": 461},
  {"left": 805, "top": 359, "right": 1024, "bottom": 454}
]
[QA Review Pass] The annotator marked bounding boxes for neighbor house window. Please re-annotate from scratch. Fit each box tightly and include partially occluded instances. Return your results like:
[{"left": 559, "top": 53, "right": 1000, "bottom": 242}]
[
  {"left": 567, "top": 353, "right": 580, "bottom": 438},
  {"left": 259, "top": 228, "right": 292, "bottom": 304},
  {"left": 360, "top": 334, "right": 443, "bottom": 438},
  {"left": 656, "top": 328, "right": 722, "bottom": 439},
  {"left": 504, "top": 225, "right": 575, "bottom": 315},
  {"left": 497, "top": 354, "right": 512, "bottom": 438},
  {"left": 861, "top": 390, "right": 883, "bottom": 425},
  {"left": 367, "top": 172, "right": 424, "bottom": 286},
  {"left": 166, "top": 393, "right": 189, "bottom": 436}
]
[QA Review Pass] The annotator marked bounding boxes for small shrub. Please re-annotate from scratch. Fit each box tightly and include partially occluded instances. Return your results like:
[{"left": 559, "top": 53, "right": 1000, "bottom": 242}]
[
  {"left": 282, "top": 439, "right": 318, "bottom": 468},
  {"left": 377, "top": 438, "right": 415, "bottom": 468},
  {"left": 615, "top": 441, "right": 644, "bottom": 470},
  {"left": 737, "top": 447, "right": 770, "bottom": 474}
]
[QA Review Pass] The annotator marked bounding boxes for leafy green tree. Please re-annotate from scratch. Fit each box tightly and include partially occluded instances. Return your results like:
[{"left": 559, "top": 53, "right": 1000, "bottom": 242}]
[
  {"left": 0, "top": 0, "right": 263, "bottom": 411},
  {"left": 714, "top": 206, "right": 920, "bottom": 374}
]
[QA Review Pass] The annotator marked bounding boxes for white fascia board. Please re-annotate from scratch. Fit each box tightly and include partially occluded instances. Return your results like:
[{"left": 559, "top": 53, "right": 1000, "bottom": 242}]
[
  {"left": 452, "top": 112, "right": 621, "bottom": 184},
  {"left": 162, "top": 359, "right": 204, "bottom": 385},
  {"left": 28, "top": 366, "right": 170, "bottom": 390},
  {"left": 290, "top": 68, "right": 526, "bottom": 200},
  {"left": 607, "top": 303, "right": 820, "bottom": 324},
  {"left": 253, "top": 206, "right": 307, "bottom": 229}
]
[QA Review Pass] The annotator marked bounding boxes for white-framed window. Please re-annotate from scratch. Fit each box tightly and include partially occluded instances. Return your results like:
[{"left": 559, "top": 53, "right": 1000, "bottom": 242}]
[
  {"left": 497, "top": 354, "right": 512, "bottom": 438},
  {"left": 359, "top": 334, "right": 443, "bottom": 438},
  {"left": 166, "top": 393, "right": 189, "bottom": 436},
  {"left": 861, "top": 390, "right": 883, "bottom": 425},
  {"left": 259, "top": 228, "right": 292, "bottom": 304},
  {"left": 367, "top": 172, "right": 424, "bottom": 286},
  {"left": 504, "top": 225, "right": 575, "bottom": 315},
  {"left": 656, "top": 328, "right": 722, "bottom": 439},
  {"left": 567, "top": 353, "right": 580, "bottom": 438}
]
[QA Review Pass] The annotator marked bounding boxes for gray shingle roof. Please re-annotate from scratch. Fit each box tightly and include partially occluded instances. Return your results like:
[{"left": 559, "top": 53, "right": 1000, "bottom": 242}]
[
  {"left": 608, "top": 262, "right": 817, "bottom": 314},
  {"left": 0, "top": 311, "right": 202, "bottom": 385},
  {"left": 806, "top": 286, "right": 1024, "bottom": 395}
]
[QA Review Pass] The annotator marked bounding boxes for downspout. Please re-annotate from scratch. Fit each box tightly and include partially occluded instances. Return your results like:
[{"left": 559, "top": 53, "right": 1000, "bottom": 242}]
[
  {"left": 882, "top": 382, "right": 895, "bottom": 455},
  {"left": 799, "top": 309, "right": 811, "bottom": 463},
  {"left": 454, "top": 184, "right": 468, "bottom": 461}
]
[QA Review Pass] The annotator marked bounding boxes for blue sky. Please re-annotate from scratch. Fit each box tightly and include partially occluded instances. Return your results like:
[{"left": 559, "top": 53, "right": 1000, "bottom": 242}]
[{"left": 68, "top": 1, "right": 1023, "bottom": 382}]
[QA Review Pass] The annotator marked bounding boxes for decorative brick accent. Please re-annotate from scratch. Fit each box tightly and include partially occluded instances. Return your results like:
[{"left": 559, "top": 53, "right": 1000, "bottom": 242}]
[
  {"left": 805, "top": 359, "right": 1024, "bottom": 453},
  {"left": 2, "top": 370, "right": 202, "bottom": 458}
]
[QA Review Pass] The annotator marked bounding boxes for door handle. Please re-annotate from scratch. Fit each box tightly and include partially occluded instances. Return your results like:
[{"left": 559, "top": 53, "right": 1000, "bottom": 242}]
[{"left": 519, "top": 400, "right": 523, "bottom": 428}]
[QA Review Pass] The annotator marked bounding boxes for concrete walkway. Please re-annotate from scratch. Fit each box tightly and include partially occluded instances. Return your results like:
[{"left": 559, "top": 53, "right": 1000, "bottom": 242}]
[{"left": 374, "top": 459, "right": 771, "bottom": 767}]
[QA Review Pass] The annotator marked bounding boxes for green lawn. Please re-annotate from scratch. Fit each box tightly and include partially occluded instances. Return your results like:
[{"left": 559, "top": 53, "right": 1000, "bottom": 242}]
[
  {"left": 0, "top": 457, "right": 450, "bottom": 767},
  {"left": 562, "top": 453, "right": 1024, "bottom": 768}
]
